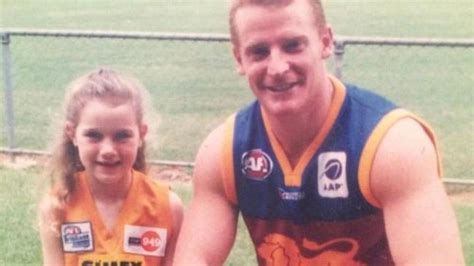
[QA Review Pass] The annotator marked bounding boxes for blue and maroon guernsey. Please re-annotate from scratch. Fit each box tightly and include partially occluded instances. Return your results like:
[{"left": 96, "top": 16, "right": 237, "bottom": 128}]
[{"left": 221, "top": 77, "right": 441, "bottom": 265}]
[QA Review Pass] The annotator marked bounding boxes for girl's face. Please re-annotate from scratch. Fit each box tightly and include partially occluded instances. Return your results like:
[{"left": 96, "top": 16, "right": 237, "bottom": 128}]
[{"left": 67, "top": 98, "right": 147, "bottom": 186}]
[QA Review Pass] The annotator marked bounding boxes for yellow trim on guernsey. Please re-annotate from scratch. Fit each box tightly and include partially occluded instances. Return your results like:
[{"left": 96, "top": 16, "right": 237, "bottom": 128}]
[
  {"left": 221, "top": 114, "right": 238, "bottom": 205},
  {"left": 261, "top": 76, "right": 346, "bottom": 187},
  {"left": 358, "top": 109, "right": 443, "bottom": 208}
]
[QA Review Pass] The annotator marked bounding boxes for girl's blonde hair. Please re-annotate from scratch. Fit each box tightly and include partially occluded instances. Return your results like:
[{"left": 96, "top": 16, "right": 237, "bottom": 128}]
[{"left": 46, "top": 68, "right": 153, "bottom": 203}]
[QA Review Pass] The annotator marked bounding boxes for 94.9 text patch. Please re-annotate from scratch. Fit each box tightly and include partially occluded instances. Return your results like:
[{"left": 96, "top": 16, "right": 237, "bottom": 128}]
[{"left": 124, "top": 225, "right": 167, "bottom": 257}]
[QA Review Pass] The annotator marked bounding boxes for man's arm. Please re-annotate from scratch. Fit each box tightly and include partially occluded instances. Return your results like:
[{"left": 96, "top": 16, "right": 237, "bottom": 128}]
[
  {"left": 174, "top": 124, "right": 239, "bottom": 265},
  {"left": 371, "top": 118, "right": 464, "bottom": 265}
]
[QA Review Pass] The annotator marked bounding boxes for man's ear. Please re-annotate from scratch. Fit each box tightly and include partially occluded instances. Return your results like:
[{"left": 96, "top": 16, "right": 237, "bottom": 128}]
[
  {"left": 232, "top": 45, "right": 245, "bottom": 75},
  {"left": 139, "top": 124, "right": 148, "bottom": 143},
  {"left": 320, "top": 25, "right": 334, "bottom": 59},
  {"left": 65, "top": 122, "right": 77, "bottom": 146},
  {"left": 138, "top": 124, "right": 148, "bottom": 147}
]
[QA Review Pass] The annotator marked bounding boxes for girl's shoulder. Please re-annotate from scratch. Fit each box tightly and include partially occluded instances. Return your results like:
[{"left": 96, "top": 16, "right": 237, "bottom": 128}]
[{"left": 38, "top": 189, "right": 66, "bottom": 234}]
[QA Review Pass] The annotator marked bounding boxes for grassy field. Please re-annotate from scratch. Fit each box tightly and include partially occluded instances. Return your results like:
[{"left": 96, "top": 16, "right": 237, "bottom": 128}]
[
  {"left": 0, "top": 0, "right": 473, "bottom": 265},
  {"left": 2, "top": 0, "right": 473, "bottom": 37}
]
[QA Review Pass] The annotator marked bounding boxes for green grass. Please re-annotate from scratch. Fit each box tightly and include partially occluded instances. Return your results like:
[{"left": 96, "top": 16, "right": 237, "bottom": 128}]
[
  {"left": 325, "top": 0, "right": 474, "bottom": 38},
  {"left": 2, "top": 0, "right": 473, "bottom": 38},
  {"left": 1, "top": 38, "right": 250, "bottom": 160},
  {"left": 0, "top": 168, "right": 472, "bottom": 265},
  {"left": 0, "top": 167, "right": 44, "bottom": 265},
  {"left": 456, "top": 204, "right": 474, "bottom": 264}
]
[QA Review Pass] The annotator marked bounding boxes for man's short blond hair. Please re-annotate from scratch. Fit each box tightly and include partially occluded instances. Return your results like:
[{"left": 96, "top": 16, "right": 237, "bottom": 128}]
[{"left": 229, "top": 0, "right": 327, "bottom": 47}]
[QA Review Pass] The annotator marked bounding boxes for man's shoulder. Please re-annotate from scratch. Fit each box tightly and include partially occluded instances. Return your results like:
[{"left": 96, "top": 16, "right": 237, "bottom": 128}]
[{"left": 344, "top": 83, "right": 398, "bottom": 114}]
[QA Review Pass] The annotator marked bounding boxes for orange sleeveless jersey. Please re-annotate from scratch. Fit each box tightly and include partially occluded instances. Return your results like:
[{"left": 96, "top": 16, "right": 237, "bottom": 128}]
[{"left": 61, "top": 170, "right": 173, "bottom": 266}]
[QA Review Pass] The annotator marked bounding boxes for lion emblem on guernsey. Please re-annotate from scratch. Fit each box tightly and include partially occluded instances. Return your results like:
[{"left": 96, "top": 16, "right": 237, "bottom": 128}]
[{"left": 257, "top": 233, "right": 366, "bottom": 266}]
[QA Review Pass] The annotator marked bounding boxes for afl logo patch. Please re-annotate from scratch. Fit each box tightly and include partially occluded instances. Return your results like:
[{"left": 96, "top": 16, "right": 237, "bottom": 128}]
[
  {"left": 241, "top": 149, "right": 273, "bottom": 180},
  {"left": 61, "top": 222, "right": 94, "bottom": 252}
]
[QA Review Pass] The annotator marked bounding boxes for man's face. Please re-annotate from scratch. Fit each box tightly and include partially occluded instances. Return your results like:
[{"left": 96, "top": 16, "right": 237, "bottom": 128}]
[{"left": 233, "top": 0, "right": 333, "bottom": 116}]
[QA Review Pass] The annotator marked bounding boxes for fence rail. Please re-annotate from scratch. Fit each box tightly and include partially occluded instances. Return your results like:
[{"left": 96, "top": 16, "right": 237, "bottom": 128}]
[
  {"left": 1, "top": 147, "right": 473, "bottom": 186},
  {"left": 4, "top": 28, "right": 474, "bottom": 45},
  {"left": 336, "top": 36, "right": 474, "bottom": 47},
  {"left": 2, "top": 29, "right": 230, "bottom": 42},
  {"left": 1, "top": 29, "right": 473, "bottom": 185}
]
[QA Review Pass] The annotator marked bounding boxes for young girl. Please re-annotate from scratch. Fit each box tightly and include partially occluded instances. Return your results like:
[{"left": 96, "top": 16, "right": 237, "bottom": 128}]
[{"left": 38, "top": 68, "right": 183, "bottom": 266}]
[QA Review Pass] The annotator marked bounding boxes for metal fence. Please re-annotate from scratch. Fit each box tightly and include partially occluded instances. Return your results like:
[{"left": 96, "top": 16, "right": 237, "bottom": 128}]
[{"left": 1, "top": 29, "right": 473, "bottom": 182}]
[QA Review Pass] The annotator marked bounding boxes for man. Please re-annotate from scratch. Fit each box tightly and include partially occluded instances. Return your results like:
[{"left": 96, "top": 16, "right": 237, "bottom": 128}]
[{"left": 174, "top": 0, "right": 465, "bottom": 264}]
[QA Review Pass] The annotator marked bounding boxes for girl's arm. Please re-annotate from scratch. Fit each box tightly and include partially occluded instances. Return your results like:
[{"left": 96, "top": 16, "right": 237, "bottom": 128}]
[
  {"left": 38, "top": 195, "right": 65, "bottom": 266},
  {"left": 163, "top": 191, "right": 184, "bottom": 266}
]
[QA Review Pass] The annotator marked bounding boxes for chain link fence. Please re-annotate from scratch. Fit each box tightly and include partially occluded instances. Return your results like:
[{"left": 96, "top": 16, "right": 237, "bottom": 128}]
[{"left": 1, "top": 29, "right": 473, "bottom": 181}]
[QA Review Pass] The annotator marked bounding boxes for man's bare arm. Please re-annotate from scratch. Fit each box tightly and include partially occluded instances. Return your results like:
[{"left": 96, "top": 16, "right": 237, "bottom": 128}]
[
  {"left": 371, "top": 118, "right": 464, "bottom": 265},
  {"left": 174, "top": 125, "right": 239, "bottom": 265}
]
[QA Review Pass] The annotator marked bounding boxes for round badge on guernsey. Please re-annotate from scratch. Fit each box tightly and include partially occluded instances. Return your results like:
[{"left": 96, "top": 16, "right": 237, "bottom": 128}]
[
  {"left": 141, "top": 230, "right": 161, "bottom": 252},
  {"left": 241, "top": 149, "right": 273, "bottom": 180},
  {"left": 124, "top": 225, "right": 167, "bottom": 257}
]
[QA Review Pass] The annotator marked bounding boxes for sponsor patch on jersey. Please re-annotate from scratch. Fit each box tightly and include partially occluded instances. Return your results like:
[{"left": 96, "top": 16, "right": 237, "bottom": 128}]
[
  {"left": 241, "top": 149, "right": 273, "bottom": 180},
  {"left": 61, "top": 222, "right": 94, "bottom": 252},
  {"left": 278, "top": 188, "right": 305, "bottom": 201},
  {"left": 124, "top": 225, "right": 167, "bottom": 257},
  {"left": 317, "top": 152, "right": 348, "bottom": 198}
]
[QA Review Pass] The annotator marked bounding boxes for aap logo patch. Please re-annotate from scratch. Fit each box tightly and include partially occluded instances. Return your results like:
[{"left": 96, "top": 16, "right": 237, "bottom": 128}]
[
  {"left": 322, "top": 159, "right": 343, "bottom": 180},
  {"left": 317, "top": 152, "right": 348, "bottom": 198},
  {"left": 241, "top": 149, "right": 273, "bottom": 180}
]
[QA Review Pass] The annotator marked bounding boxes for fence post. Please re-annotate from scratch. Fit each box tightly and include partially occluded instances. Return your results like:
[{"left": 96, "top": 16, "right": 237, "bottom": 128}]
[
  {"left": 1, "top": 32, "right": 16, "bottom": 162},
  {"left": 333, "top": 39, "right": 345, "bottom": 80}
]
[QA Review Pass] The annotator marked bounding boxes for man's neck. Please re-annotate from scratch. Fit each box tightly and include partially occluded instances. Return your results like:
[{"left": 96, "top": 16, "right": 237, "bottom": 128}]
[{"left": 266, "top": 79, "right": 334, "bottom": 168}]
